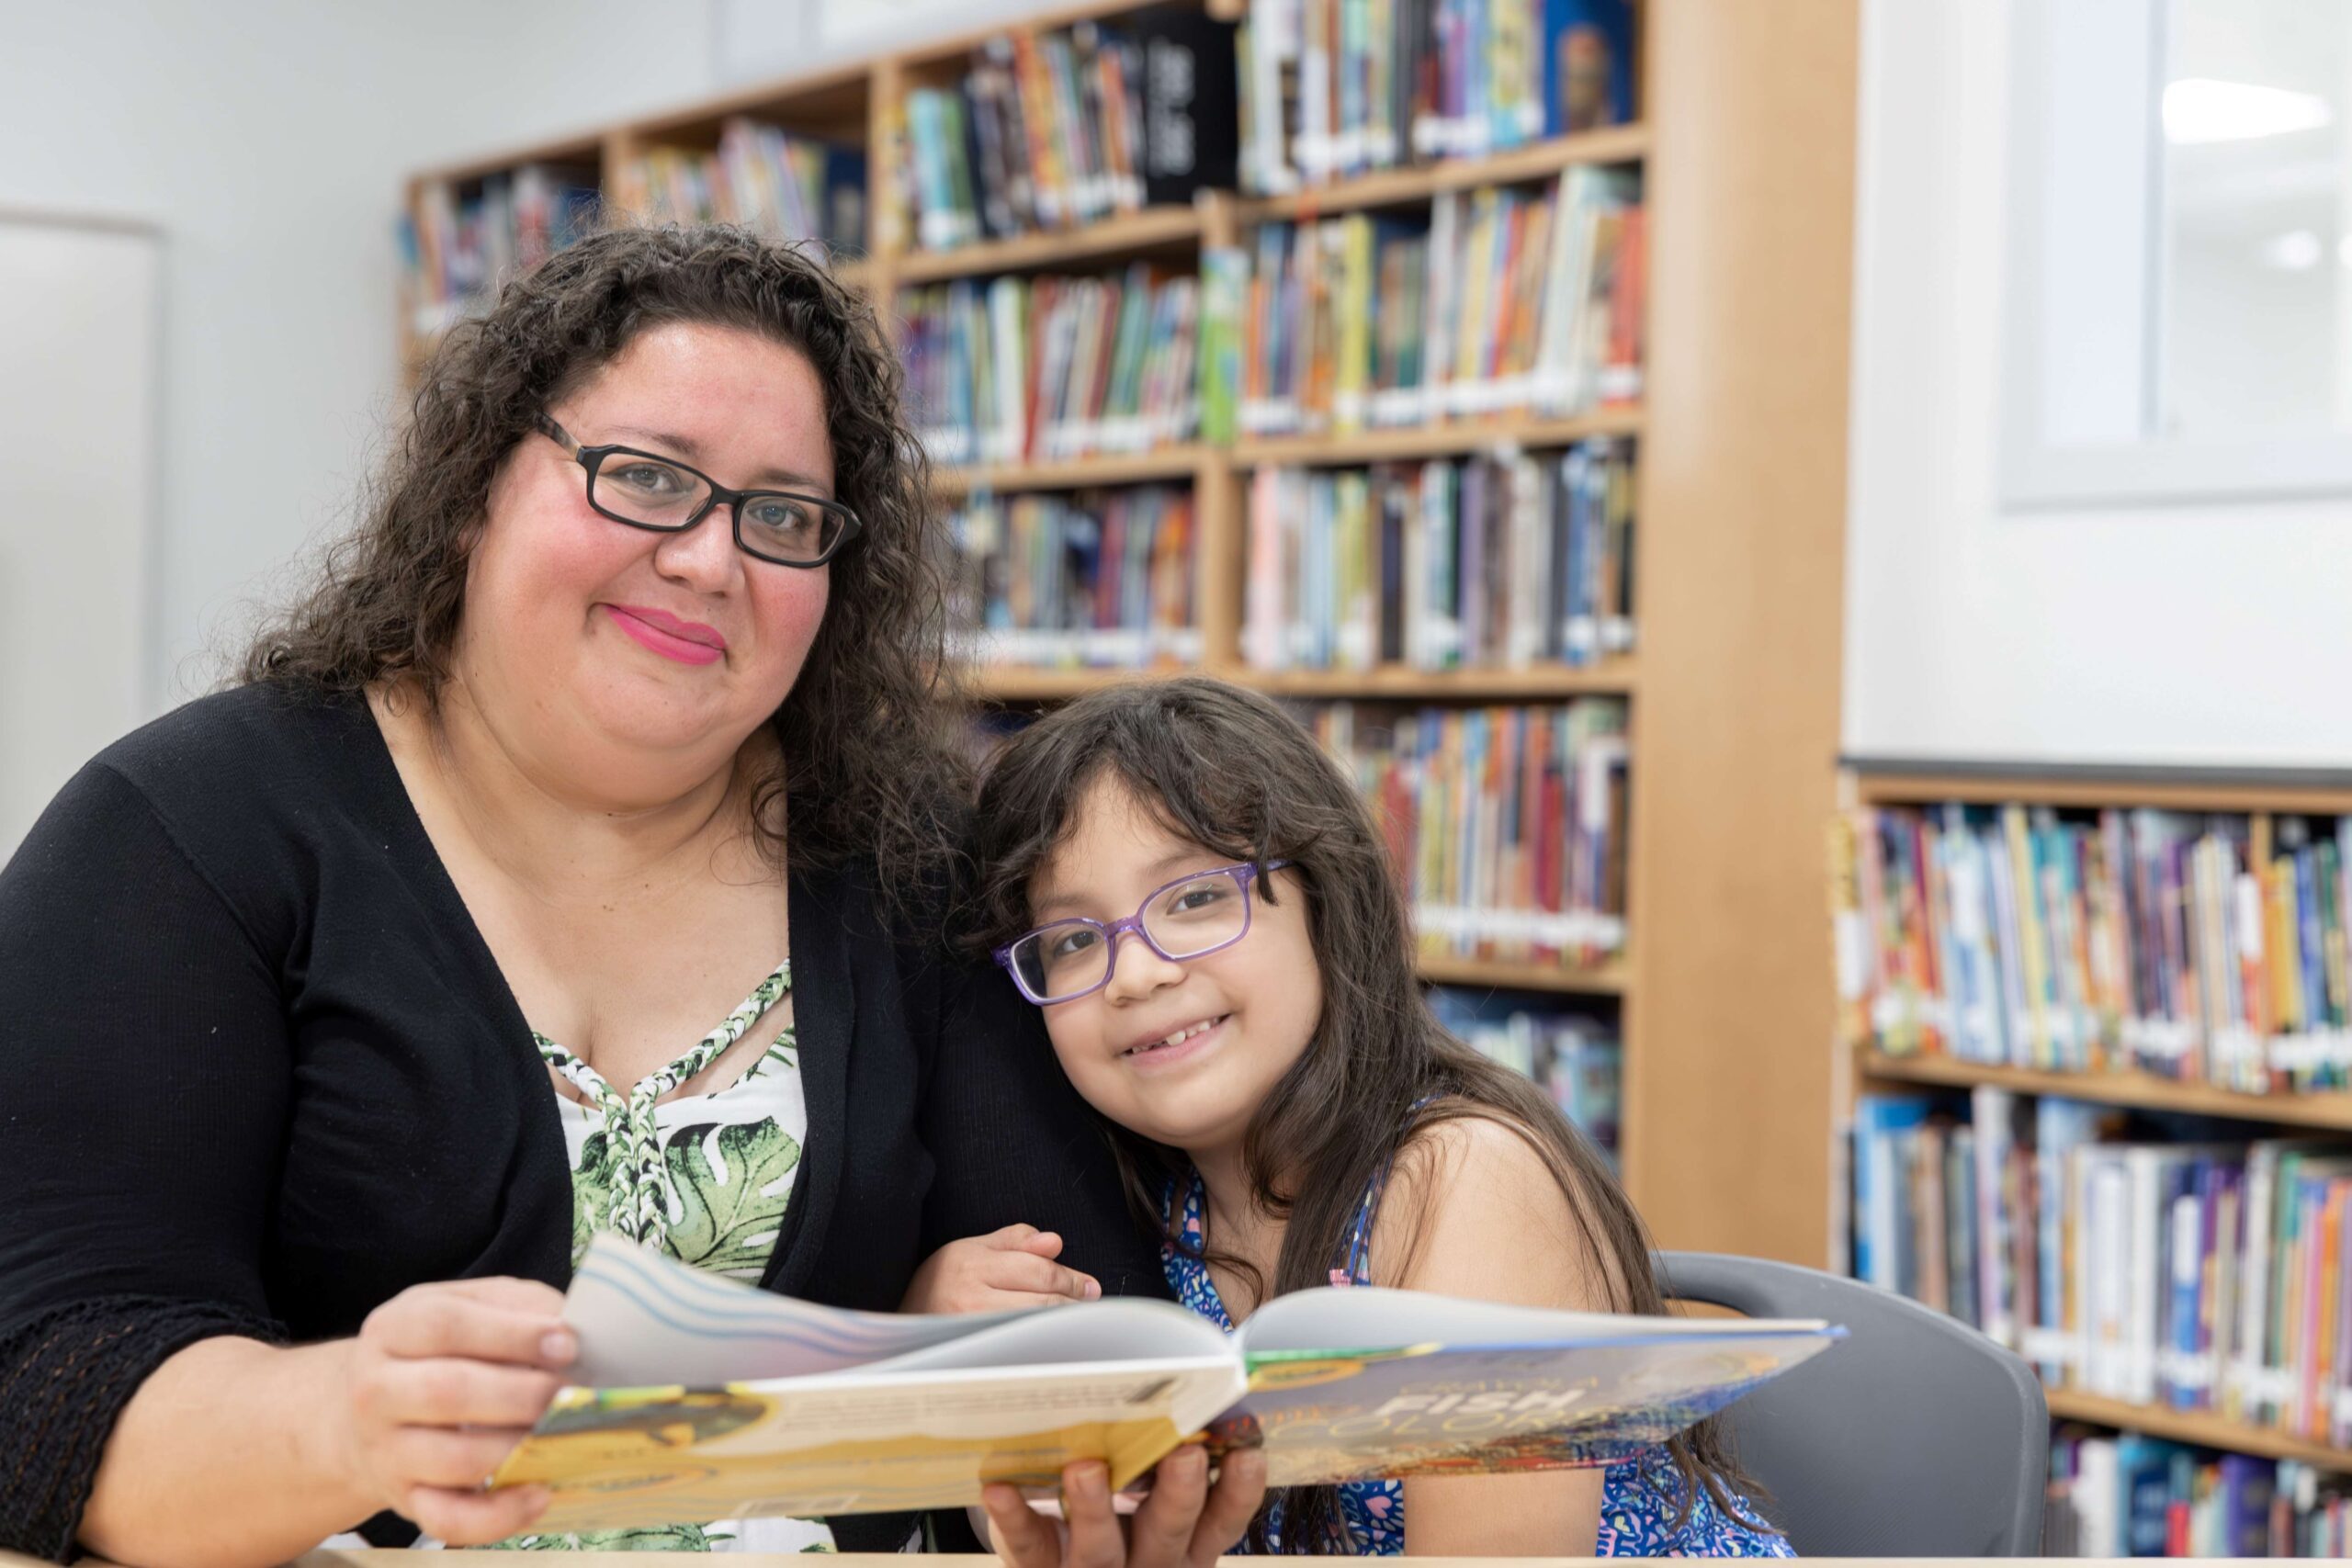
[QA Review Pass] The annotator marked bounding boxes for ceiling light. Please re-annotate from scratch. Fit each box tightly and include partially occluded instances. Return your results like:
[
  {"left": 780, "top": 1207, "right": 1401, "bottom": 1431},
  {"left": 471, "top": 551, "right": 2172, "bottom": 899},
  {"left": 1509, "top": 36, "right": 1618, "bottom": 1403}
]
[{"left": 2165, "top": 78, "right": 2334, "bottom": 144}]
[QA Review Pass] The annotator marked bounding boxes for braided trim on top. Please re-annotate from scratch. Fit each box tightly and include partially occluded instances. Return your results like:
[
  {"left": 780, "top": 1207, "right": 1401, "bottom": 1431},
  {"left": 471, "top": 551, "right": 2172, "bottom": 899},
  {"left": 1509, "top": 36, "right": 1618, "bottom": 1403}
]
[{"left": 0, "top": 1294, "right": 288, "bottom": 1562}]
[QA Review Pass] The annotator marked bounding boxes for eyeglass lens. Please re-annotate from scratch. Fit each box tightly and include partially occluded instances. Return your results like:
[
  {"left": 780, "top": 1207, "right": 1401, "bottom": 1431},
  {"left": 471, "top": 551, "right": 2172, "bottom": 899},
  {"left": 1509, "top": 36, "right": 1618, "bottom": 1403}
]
[
  {"left": 591, "top": 452, "right": 845, "bottom": 563},
  {"left": 1011, "top": 869, "right": 1254, "bottom": 1001}
]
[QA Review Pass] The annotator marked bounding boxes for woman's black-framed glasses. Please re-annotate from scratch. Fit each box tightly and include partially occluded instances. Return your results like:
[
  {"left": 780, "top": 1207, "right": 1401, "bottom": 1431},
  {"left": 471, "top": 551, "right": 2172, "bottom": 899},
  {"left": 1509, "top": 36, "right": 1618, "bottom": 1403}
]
[
  {"left": 994, "top": 861, "right": 1293, "bottom": 1006},
  {"left": 536, "top": 414, "right": 862, "bottom": 568}
]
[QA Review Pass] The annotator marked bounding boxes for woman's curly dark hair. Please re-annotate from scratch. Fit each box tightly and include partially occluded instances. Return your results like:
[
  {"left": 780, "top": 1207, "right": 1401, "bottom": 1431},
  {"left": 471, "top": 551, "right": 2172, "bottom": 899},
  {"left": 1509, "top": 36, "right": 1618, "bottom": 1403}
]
[{"left": 243, "top": 223, "right": 970, "bottom": 912}]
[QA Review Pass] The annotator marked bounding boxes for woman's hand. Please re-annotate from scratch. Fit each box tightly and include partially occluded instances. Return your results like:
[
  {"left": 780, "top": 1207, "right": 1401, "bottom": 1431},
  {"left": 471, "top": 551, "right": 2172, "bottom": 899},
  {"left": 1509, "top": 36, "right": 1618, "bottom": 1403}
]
[
  {"left": 327, "top": 1276, "right": 576, "bottom": 1543},
  {"left": 904, "top": 1224, "right": 1102, "bottom": 1313},
  {"left": 981, "top": 1447, "right": 1268, "bottom": 1568}
]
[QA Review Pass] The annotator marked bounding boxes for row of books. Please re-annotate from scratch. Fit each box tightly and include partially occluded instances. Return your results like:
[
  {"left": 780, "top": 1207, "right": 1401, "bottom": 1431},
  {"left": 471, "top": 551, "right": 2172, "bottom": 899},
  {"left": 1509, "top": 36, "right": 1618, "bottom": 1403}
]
[
  {"left": 1430, "top": 987, "right": 1622, "bottom": 1156},
  {"left": 897, "top": 14, "right": 1238, "bottom": 250},
  {"left": 1240, "top": 441, "right": 1634, "bottom": 674},
  {"left": 1238, "top": 0, "right": 1636, "bottom": 193},
  {"left": 1309, "top": 699, "right": 1629, "bottom": 967},
  {"left": 1233, "top": 169, "right": 1643, "bottom": 436},
  {"left": 945, "top": 486, "right": 1200, "bottom": 669},
  {"left": 623, "top": 119, "right": 866, "bottom": 258},
  {"left": 1831, "top": 805, "right": 2352, "bottom": 1095},
  {"left": 1853, "top": 1089, "right": 2352, "bottom": 1450},
  {"left": 2045, "top": 1430, "right": 2350, "bottom": 1558},
  {"left": 900, "top": 268, "right": 1202, "bottom": 467},
  {"left": 402, "top": 165, "right": 599, "bottom": 336}
]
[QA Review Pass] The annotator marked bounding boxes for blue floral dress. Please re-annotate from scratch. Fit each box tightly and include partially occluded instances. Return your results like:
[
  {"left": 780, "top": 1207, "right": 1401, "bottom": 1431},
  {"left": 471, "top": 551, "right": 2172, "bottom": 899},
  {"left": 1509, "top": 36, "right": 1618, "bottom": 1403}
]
[{"left": 1162, "top": 1169, "right": 1793, "bottom": 1557}]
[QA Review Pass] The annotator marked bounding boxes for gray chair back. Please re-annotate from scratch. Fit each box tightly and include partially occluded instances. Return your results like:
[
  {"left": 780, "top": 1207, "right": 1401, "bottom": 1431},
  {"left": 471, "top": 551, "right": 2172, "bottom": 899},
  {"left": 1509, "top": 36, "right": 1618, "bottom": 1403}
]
[{"left": 1657, "top": 1250, "right": 2047, "bottom": 1557}]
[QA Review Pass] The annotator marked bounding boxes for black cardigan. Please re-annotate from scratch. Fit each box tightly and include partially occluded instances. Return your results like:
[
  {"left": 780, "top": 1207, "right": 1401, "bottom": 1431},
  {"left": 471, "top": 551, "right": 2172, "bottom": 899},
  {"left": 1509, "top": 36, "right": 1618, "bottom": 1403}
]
[{"left": 0, "top": 684, "right": 1161, "bottom": 1560}]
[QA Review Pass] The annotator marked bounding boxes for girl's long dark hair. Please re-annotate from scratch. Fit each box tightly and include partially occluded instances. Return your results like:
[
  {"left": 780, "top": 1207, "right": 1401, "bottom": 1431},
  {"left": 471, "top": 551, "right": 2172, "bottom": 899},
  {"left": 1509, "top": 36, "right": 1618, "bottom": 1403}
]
[
  {"left": 243, "top": 223, "right": 968, "bottom": 916},
  {"left": 968, "top": 676, "right": 1774, "bottom": 1552}
]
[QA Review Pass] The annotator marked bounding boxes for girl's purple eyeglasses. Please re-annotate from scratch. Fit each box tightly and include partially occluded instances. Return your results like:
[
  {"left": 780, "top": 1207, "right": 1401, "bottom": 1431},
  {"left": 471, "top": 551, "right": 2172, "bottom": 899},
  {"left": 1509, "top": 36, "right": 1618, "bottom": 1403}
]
[{"left": 994, "top": 861, "right": 1293, "bottom": 1006}]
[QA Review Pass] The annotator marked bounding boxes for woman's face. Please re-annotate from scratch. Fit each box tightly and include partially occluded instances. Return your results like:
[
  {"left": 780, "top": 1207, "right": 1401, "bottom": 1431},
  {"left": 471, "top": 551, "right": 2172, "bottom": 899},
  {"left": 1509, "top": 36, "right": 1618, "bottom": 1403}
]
[{"left": 457, "top": 322, "right": 835, "bottom": 800}]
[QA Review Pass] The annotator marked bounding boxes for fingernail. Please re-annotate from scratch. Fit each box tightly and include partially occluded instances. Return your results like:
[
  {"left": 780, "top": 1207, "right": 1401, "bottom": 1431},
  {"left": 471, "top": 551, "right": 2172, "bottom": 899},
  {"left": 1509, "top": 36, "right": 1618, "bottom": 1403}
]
[
  {"left": 539, "top": 1329, "right": 577, "bottom": 1363},
  {"left": 1082, "top": 1278, "right": 1102, "bottom": 1301},
  {"left": 1076, "top": 1463, "right": 1107, "bottom": 1499}
]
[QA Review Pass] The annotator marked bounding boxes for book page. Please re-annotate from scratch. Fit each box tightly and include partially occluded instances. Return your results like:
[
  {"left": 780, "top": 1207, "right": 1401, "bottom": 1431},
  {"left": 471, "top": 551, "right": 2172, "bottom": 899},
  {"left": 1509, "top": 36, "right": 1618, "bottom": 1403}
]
[
  {"left": 563, "top": 1234, "right": 1027, "bottom": 1387},
  {"left": 1237, "top": 1283, "right": 1826, "bottom": 1354}
]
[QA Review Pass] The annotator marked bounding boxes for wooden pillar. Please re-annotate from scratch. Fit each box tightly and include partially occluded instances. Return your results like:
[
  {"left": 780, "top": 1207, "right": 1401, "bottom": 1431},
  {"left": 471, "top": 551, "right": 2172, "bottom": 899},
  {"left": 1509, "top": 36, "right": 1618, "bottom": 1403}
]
[{"left": 1623, "top": 0, "right": 1860, "bottom": 1267}]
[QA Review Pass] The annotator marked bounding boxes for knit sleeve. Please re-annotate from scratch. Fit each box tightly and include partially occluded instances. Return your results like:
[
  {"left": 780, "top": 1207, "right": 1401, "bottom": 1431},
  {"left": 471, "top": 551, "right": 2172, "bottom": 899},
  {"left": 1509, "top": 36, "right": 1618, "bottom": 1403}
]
[
  {"left": 0, "top": 762, "right": 295, "bottom": 1560},
  {"left": 0, "top": 1296, "right": 288, "bottom": 1562}
]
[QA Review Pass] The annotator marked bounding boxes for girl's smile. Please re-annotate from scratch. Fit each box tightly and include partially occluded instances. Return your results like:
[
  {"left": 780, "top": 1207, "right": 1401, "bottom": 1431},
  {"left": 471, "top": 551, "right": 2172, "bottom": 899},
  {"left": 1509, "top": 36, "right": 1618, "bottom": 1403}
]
[{"left": 1027, "top": 776, "right": 1322, "bottom": 1161}]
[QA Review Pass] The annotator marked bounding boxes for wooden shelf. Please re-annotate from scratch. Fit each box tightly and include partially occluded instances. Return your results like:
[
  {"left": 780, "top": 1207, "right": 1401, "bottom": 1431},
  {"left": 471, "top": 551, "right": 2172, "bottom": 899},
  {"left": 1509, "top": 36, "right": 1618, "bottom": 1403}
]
[
  {"left": 2044, "top": 1389, "right": 2352, "bottom": 1472},
  {"left": 1856, "top": 1050, "right": 2352, "bottom": 1132},
  {"left": 967, "top": 661, "right": 1634, "bottom": 704},
  {"left": 890, "top": 206, "right": 1203, "bottom": 285},
  {"left": 931, "top": 446, "right": 1208, "bottom": 495},
  {"left": 1238, "top": 124, "right": 1650, "bottom": 224},
  {"left": 1417, "top": 953, "right": 1630, "bottom": 996},
  {"left": 1232, "top": 408, "right": 1643, "bottom": 468},
  {"left": 1846, "top": 758, "right": 2352, "bottom": 817},
  {"left": 1249, "top": 663, "right": 1637, "bottom": 700},
  {"left": 967, "top": 666, "right": 1181, "bottom": 701}
]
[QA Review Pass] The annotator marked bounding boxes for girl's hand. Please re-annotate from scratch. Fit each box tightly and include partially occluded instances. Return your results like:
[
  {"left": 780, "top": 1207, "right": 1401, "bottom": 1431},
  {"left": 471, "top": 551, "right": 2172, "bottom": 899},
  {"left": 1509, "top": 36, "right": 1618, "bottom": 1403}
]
[
  {"left": 981, "top": 1447, "right": 1269, "bottom": 1568},
  {"left": 903, "top": 1224, "right": 1102, "bottom": 1313},
  {"left": 327, "top": 1276, "right": 575, "bottom": 1543}
]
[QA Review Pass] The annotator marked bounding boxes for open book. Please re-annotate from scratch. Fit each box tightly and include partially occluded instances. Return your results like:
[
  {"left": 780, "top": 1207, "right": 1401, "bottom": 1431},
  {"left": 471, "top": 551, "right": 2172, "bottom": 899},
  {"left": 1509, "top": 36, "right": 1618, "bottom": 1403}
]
[{"left": 492, "top": 1235, "right": 1842, "bottom": 1531}]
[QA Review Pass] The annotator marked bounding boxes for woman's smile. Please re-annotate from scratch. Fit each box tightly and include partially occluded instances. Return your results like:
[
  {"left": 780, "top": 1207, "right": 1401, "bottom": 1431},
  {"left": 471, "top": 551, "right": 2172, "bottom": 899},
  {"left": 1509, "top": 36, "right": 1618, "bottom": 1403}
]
[{"left": 603, "top": 603, "right": 727, "bottom": 666}]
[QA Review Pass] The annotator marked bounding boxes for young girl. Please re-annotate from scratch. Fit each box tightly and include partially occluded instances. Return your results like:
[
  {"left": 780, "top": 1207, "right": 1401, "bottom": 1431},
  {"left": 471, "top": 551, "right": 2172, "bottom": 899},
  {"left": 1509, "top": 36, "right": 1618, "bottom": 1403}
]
[{"left": 966, "top": 676, "right": 1791, "bottom": 1559}]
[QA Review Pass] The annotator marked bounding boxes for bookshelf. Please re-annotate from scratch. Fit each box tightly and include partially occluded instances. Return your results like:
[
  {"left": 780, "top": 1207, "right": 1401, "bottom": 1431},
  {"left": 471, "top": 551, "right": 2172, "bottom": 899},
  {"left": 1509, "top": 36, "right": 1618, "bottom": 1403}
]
[
  {"left": 1838, "top": 758, "right": 2352, "bottom": 1485},
  {"left": 401, "top": 0, "right": 1865, "bottom": 1263}
]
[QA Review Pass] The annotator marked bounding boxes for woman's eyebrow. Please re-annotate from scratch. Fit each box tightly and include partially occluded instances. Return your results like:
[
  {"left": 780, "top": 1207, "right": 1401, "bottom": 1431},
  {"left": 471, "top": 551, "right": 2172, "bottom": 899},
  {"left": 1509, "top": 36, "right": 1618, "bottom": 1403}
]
[{"left": 604, "top": 424, "right": 832, "bottom": 494}]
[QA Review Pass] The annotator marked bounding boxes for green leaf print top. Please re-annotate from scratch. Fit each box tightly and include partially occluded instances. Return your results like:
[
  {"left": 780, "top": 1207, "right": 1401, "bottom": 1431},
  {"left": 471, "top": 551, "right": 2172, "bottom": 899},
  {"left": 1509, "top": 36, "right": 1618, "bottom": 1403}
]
[{"left": 513, "top": 958, "right": 835, "bottom": 1555}]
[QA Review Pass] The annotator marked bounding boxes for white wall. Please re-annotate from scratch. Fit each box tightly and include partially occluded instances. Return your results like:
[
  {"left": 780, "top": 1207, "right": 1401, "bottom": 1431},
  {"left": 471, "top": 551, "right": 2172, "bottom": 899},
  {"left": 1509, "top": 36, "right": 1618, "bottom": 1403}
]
[
  {"left": 0, "top": 0, "right": 718, "bottom": 711},
  {"left": 1844, "top": 0, "right": 2352, "bottom": 768}
]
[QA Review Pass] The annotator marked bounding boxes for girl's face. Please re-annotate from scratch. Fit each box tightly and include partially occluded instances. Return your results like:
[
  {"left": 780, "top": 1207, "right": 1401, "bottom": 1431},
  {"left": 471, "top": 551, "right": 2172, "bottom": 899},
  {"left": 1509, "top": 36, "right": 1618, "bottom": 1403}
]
[
  {"left": 455, "top": 321, "right": 835, "bottom": 804},
  {"left": 1026, "top": 776, "right": 1324, "bottom": 1161}
]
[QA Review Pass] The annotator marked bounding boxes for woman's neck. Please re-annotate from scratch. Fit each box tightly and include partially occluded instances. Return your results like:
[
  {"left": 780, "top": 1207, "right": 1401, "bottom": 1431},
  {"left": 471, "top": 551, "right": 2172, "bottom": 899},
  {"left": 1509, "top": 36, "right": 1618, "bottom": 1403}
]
[{"left": 379, "top": 680, "right": 769, "bottom": 905}]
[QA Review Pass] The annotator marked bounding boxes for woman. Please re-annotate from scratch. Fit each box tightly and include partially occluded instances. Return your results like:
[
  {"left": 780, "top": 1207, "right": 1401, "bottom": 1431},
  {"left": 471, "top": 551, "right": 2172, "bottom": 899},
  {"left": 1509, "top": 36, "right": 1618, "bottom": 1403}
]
[{"left": 0, "top": 225, "right": 1259, "bottom": 1567}]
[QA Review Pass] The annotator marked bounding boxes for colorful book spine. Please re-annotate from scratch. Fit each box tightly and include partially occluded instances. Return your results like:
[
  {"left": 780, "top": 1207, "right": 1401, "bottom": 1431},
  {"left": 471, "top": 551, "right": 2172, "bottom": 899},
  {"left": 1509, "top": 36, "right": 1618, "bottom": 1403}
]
[
  {"left": 628, "top": 120, "right": 868, "bottom": 257},
  {"left": 900, "top": 17, "right": 1233, "bottom": 250},
  {"left": 1428, "top": 987, "right": 1621, "bottom": 1156},
  {"left": 1831, "top": 805, "right": 2352, "bottom": 1095},
  {"left": 1241, "top": 442, "right": 1634, "bottom": 675},
  {"left": 1306, "top": 699, "right": 1628, "bottom": 970},
  {"left": 404, "top": 164, "right": 600, "bottom": 338},
  {"left": 1239, "top": 0, "right": 1635, "bottom": 194},
  {"left": 1853, "top": 1089, "right": 2352, "bottom": 1459},
  {"left": 2046, "top": 1431, "right": 2346, "bottom": 1557},
  {"left": 946, "top": 486, "right": 1198, "bottom": 670},
  {"left": 900, "top": 267, "right": 1201, "bottom": 468},
  {"left": 1229, "top": 168, "right": 1641, "bottom": 434}
]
